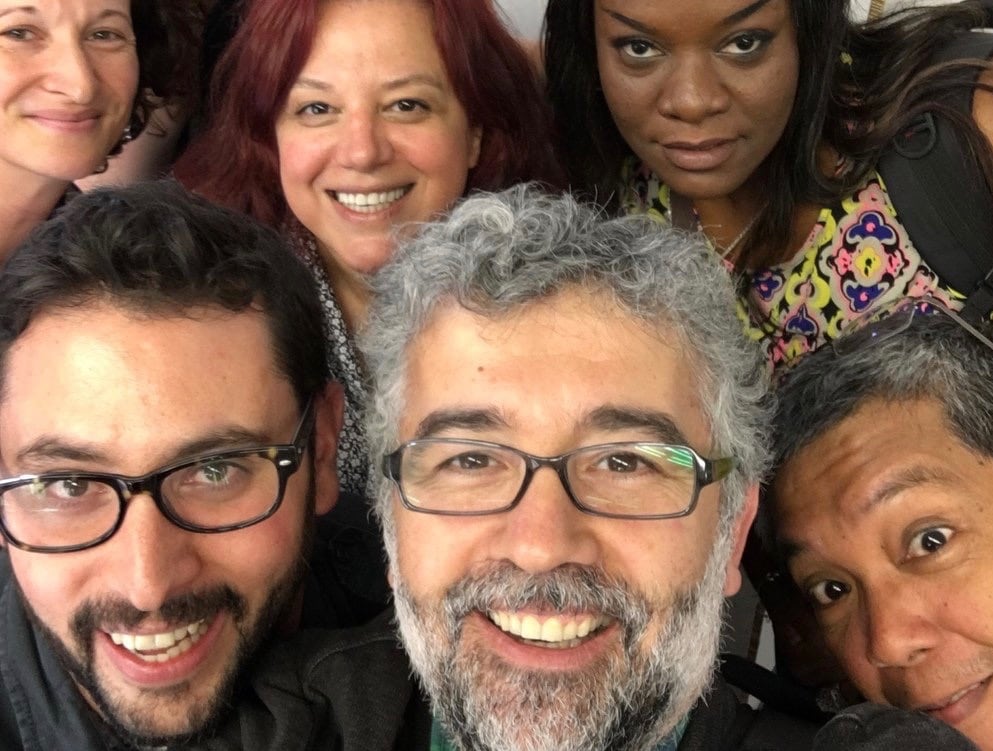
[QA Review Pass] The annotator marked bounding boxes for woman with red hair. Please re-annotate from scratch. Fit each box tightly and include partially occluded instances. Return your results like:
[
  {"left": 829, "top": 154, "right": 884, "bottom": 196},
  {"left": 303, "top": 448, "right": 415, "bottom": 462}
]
[{"left": 177, "top": 0, "right": 560, "bottom": 495}]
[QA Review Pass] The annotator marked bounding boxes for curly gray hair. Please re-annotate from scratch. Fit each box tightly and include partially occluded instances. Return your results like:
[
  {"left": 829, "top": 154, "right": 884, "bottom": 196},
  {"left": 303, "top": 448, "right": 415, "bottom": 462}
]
[{"left": 359, "top": 184, "right": 771, "bottom": 547}]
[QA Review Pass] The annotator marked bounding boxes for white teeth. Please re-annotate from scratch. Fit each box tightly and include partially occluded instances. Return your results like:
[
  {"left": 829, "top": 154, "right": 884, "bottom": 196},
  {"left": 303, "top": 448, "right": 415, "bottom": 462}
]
[
  {"left": 541, "top": 618, "right": 563, "bottom": 642},
  {"left": 333, "top": 187, "right": 409, "bottom": 213},
  {"left": 521, "top": 615, "right": 541, "bottom": 640},
  {"left": 928, "top": 681, "right": 985, "bottom": 710},
  {"left": 487, "top": 611, "right": 607, "bottom": 646},
  {"left": 108, "top": 619, "right": 207, "bottom": 662}
]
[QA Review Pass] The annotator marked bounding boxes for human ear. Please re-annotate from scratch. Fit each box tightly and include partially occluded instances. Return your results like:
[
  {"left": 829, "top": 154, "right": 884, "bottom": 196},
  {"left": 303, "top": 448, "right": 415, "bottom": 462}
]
[
  {"left": 723, "top": 484, "right": 759, "bottom": 596},
  {"left": 311, "top": 381, "right": 345, "bottom": 516},
  {"left": 467, "top": 126, "right": 483, "bottom": 169}
]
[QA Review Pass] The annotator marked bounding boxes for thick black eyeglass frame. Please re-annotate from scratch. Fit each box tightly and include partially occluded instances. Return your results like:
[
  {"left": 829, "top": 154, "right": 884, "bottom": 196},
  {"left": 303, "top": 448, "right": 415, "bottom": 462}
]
[
  {"left": 382, "top": 438, "right": 736, "bottom": 520},
  {"left": 0, "top": 398, "right": 316, "bottom": 554}
]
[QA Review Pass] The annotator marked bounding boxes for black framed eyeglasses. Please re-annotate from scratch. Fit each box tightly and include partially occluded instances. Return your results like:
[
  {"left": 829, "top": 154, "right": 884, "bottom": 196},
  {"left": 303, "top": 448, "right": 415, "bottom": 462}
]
[
  {"left": 382, "top": 438, "right": 735, "bottom": 520},
  {"left": 0, "top": 399, "right": 316, "bottom": 554},
  {"left": 831, "top": 293, "right": 993, "bottom": 357}
]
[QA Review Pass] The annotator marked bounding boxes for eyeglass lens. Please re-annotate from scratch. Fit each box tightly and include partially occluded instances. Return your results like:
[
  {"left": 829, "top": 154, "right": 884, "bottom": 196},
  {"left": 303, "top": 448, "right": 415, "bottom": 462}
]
[
  {"left": 0, "top": 453, "right": 283, "bottom": 551},
  {"left": 398, "top": 441, "right": 700, "bottom": 517}
]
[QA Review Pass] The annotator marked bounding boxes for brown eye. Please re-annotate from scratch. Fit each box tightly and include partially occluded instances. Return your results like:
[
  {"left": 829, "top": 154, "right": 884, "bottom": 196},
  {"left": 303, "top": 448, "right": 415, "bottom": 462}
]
[
  {"left": 907, "top": 526, "right": 952, "bottom": 558},
  {"left": 808, "top": 579, "right": 850, "bottom": 607}
]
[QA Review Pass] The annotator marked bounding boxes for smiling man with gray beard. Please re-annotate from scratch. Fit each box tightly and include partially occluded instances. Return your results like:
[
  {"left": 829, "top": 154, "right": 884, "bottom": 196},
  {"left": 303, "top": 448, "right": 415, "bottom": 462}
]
[{"left": 354, "top": 184, "right": 819, "bottom": 751}]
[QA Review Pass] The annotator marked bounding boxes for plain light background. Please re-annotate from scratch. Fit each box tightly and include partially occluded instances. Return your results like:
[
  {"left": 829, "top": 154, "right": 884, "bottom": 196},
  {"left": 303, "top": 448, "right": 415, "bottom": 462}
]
[{"left": 495, "top": 0, "right": 546, "bottom": 39}]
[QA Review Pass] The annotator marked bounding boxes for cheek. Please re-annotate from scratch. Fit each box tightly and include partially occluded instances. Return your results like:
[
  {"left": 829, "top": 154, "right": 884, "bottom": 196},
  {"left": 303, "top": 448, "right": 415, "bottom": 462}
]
[
  {"left": 100, "top": 53, "right": 140, "bottom": 109},
  {"left": 826, "top": 622, "right": 885, "bottom": 699},
  {"left": 277, "top": 135, "right": 327, "bottom": 203},
  {"left": 751, "top": 62, "right": 798, "bottom": 135},
  {"left": 9, "top": 552, "right": 90, "bottom": 637},
  {"left": 598, "top": 65, "right": 657, "bottom": 132},
  {"left": 394, "top": 512, "right": 478, "bottom": 599},
  {"left": 406, "top": 129, "right": 474, "bottom": 202}
]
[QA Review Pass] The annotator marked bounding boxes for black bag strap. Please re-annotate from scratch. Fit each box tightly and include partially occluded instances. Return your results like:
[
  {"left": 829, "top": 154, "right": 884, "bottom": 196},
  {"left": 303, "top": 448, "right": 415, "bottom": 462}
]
[{"left": 876, "top": 29, "right": 993, "bottom": 322}]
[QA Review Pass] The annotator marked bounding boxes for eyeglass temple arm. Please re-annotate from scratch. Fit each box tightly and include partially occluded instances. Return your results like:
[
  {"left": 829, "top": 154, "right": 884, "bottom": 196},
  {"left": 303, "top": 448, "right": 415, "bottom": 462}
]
[{"left": 702, "top": 457, "right": 736, "bottom": 486}]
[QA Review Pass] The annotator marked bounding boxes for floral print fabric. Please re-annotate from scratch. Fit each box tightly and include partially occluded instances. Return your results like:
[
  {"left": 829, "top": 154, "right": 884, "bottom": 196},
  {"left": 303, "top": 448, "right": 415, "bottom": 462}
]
[{"left": 619, "top": 160, "right": 963, "bottom": 376}]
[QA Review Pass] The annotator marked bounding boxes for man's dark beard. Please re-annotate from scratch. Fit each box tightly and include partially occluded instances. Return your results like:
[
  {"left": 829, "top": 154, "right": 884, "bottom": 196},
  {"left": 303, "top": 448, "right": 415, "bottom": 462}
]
[
  {"left": 15, "top": 469, "right": 318, "bottom": 749},
  {"left": 20, "top": 556, "right": 307, "bottom": 748}
]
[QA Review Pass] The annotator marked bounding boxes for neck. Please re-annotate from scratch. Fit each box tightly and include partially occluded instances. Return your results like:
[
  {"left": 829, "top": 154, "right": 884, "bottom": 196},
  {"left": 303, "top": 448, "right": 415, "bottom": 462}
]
[
  {"left": 319, "top": 248, "right": 371, "bottom": 333},
  {"left": 689, "top": 193, "right": 763, "bottom": 262},
  {"left": 0, "top": 168, "right": 70, "bottom": 261}
]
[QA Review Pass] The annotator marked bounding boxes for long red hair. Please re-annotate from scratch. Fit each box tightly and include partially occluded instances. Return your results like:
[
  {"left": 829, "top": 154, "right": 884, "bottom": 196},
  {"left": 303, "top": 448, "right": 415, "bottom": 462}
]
[{"left": 175, "top": 0, "right": 562, "bottom": 227}]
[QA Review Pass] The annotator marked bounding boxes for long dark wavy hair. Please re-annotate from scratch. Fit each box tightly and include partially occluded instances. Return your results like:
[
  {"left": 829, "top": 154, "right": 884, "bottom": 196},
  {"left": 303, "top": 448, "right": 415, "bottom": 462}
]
[{"left": 545, "top": 0, "right": 993, "bottom": 268}]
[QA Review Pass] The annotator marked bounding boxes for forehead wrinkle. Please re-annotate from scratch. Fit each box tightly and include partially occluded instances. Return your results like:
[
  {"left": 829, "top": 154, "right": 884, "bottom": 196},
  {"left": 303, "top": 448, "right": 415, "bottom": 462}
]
[
  {"left": 857, "top": 464, "right": 958, "bottom": 516},
  {"left": 414, "top": 408, "right": 508, "bottom": 440},
  {"left": 582, "top": 406, "right": 690, "bottom": 445},
  {"left": 12, "top": 427, "right": 276, "bottom": 475}
]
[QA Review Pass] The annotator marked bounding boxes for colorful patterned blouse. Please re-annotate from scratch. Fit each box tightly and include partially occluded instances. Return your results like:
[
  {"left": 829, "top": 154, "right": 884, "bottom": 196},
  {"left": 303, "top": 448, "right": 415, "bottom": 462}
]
[{"left": 619, "top": 160, "right": 963, "bottom": 377}]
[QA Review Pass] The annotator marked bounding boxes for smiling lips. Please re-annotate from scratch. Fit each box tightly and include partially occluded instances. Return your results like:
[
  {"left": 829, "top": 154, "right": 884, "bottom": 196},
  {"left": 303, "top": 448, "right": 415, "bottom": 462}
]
[
  {"left": 332, "top": 185, "right": 411, "bottom": 213},
  {"left": 487, "top": 610, "right": 611, "bottom": 649},
  {"left": 917, "top": 676, "right": 991, "bottom": 725},
  {"left": 107, "top": 619, "right": 208, "bottom": 664},
  {"left": 28, "top": 109, "right": 101, "bottom": 132}
]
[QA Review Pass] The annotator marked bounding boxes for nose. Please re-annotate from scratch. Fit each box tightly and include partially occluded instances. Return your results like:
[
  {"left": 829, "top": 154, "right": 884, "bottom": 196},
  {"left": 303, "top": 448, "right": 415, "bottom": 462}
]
[
  {"left": 336, "top": 111, "right": 394, "bottom": 171},
  {"left": 658, "top": 53, "right": 731, "bottom": 124},
  {"left": 110, "top": 493, "right": 202, "bottom": 613},
  {"left": 489, "top": 465, "right": 601, "bottom": 574},
  {"left": 42, "top": 38, "right": 99, "bottom": 103},
  {"left": 861, "top": 582, "right": 939, "bottom": 669}
]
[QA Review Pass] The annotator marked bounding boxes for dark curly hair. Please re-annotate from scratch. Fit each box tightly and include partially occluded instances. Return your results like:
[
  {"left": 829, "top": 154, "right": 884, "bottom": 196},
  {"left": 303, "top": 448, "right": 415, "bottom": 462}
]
[{"left": 128, "top": 0, "right": 208, "bottom": 138}]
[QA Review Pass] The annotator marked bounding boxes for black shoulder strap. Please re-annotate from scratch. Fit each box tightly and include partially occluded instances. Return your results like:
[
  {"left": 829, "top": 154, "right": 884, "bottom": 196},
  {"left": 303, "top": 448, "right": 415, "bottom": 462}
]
[{"left": 876, "top": 29, "right": 993, "bottom": 322}]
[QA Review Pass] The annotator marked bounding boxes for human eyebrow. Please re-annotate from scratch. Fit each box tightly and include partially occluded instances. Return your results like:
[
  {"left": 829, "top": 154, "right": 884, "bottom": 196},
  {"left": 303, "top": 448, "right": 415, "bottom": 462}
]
[
  {"left": 92, "top": 9, "right": 132, "bottom": 24},
  {"left": 857, "top": 465, "right": 956, "bottom": 515},
  {"left": 414, "top": 409, "right": 508, "bottom": 439},
  {"left": 290, "top": 77, "right": 333, "bottom": 91},
  {"left": 383, "top": 74, "right": 445, "bottom": 92},
  {"left": 776, "top": 536, "right": 805, "bottom": 566},
  {"left": 583, "top": 406, "right": 691, "bottom": 445},
  {"left": 601, "top": 9, "right": 659, "bottom": 37},
  {"left": 721, "top": 0, "right": 774, "bottom": 27},
  {"left": 14, "top": 429, "right": 274, "bottom": 472},
  {"left": 776, "top": 464, "right": 956, "bottom": 564},
  {"left": 0, "top": 6, "right": 35, "bottom": 18}
]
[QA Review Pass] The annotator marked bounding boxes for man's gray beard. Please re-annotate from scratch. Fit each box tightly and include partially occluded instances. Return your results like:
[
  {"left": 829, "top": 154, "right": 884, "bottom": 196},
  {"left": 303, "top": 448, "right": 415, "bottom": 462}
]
[{"left": 392, "top": 525, "right": 732, "bottom": 751}]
